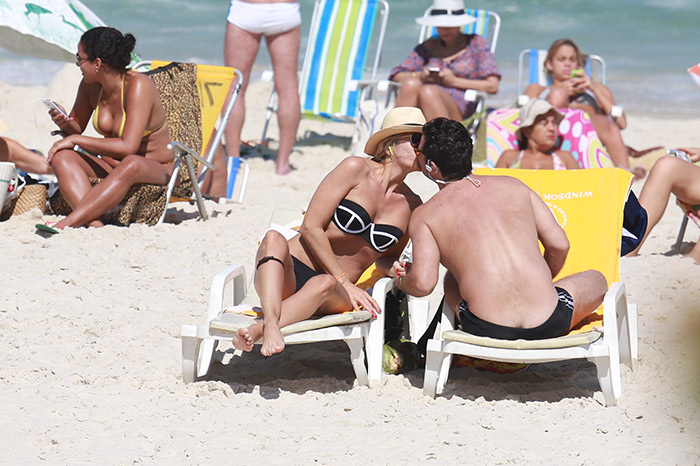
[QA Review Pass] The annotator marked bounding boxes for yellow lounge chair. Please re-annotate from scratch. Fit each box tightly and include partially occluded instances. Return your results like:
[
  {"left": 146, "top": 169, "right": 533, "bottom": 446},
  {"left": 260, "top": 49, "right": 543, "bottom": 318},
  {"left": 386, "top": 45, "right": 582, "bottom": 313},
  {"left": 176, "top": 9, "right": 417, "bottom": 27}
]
[{"left": 422, "top": 168, "right": 638, "bottom": 406}]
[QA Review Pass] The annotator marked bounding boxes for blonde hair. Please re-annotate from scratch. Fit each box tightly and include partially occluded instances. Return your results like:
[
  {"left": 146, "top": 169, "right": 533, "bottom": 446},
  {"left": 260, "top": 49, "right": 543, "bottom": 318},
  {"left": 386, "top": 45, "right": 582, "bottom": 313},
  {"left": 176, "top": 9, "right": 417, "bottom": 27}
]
[
  {"left": 544, "top": 38, "right": 583, "bottom": 79},
  {"left": 371, "top": 135, "right": 405, "bottom": 163}
]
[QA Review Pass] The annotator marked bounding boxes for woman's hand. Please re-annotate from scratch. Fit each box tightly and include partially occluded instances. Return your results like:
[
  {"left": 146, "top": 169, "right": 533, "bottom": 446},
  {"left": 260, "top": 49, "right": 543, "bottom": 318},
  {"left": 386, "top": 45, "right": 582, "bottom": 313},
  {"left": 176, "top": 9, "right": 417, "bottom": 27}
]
[
  {"left": 49, "top": 104, "right": 73, "bottom": 130},
  {"left": 339, "top": 277, "right": 381, "bottom": 318},
  {"left": 437, "top": 67, "right": 458, "bottom": 87},
  {"left": 47, "top": 135, "right": 78, "bottom": 163},
  {"left": 571, "top": 73, "right": 592, "bottom": 93},
  {"left": 678, "top": 147, "right": 700, "bottom": 163}
]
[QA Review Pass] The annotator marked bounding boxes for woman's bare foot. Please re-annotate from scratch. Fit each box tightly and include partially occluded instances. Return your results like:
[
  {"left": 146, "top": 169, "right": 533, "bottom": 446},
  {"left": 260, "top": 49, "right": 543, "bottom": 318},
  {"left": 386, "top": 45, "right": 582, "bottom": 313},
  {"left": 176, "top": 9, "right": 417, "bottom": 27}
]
[
  {"left": 232, "top": 322, "right": 263, "bottom": 352},
  {"left": 261, "top": 322, "right": 285, "bottom": 356},
  {"left": 275, "top": 161, "right": 292, "bottom": 176},
  {"left": 630, "top": 165, "right": 647, "bottom": 180}
]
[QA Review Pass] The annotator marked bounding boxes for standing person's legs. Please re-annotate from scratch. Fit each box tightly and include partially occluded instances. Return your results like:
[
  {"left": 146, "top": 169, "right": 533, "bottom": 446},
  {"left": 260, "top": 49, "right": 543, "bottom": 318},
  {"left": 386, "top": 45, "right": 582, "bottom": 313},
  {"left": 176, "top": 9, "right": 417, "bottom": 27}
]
[
  {"left": 211, "top": 23, "right": 261, "bottom": 198},
  {"left": 554, "top": 270, "right": 607, "bottom": 329},
  {"left": 266, "top": 26, "right": 301, "bottom": 175}
]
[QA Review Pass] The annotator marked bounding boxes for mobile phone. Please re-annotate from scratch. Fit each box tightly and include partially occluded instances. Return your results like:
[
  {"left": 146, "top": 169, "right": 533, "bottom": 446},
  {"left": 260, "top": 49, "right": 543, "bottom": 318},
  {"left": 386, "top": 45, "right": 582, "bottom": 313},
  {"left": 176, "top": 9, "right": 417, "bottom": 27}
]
[
  {"left": 42, "top": 99, "right": 67, "bottom": 116},
  {"left": 427, "top": 66, "right": 440, "bottom": 75},
  {"left": 570, "top": 69, "right": 584, "bottom": 79}
]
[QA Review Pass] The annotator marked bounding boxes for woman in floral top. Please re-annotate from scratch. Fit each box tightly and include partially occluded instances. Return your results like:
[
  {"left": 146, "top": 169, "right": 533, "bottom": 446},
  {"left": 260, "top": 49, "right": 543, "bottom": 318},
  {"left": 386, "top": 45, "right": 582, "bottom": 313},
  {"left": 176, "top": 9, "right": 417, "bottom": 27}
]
[{"left": 389, "top": 2, "right": 500, "bottom": 121}]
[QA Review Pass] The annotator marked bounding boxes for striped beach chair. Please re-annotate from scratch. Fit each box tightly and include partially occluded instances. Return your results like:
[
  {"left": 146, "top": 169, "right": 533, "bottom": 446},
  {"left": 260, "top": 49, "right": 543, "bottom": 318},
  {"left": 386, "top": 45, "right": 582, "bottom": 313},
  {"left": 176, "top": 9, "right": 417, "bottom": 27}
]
[{"left": 261, "top": 0, "right": 389, "bottom": 145}]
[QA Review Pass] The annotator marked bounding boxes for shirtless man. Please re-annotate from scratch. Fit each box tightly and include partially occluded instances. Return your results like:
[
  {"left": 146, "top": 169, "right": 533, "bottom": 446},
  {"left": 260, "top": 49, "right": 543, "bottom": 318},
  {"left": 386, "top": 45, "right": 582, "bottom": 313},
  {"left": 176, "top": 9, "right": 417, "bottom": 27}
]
[{"left": 396, "top": 117, "right": 607, "bottom": 340}]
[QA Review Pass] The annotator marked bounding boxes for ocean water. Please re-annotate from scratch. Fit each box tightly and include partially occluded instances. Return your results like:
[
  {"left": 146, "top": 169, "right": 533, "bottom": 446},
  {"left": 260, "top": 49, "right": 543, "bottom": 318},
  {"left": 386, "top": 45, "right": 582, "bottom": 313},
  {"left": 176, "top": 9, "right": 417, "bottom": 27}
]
[{"left": 1, "top": 0, "right": 699, "bottom": 114}]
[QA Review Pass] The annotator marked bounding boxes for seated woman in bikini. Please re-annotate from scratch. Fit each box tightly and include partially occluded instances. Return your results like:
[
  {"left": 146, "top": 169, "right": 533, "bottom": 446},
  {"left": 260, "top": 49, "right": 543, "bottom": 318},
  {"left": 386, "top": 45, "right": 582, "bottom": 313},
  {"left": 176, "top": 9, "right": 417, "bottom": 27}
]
[
  {"left": 628, "top": 148, "right": 700, "bottom": 264},
  {"left": 496, "top": 98, "right": 579, "bottom": 170},
  {"left": 37, "top": 26, "right": 171, "bottom": 233},
  {"left": 234, "top": 107, "right": 425, "bottom": 356},
  {"left": 524, "top": 38, "right": 647, "bottom": 179}
]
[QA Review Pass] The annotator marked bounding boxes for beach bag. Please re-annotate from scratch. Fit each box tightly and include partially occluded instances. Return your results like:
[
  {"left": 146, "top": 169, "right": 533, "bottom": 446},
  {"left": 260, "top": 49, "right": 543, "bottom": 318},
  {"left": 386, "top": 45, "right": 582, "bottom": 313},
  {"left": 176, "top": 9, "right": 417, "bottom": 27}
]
[{"left": 0, "top": 170, "right": 48, "bottom": 221}]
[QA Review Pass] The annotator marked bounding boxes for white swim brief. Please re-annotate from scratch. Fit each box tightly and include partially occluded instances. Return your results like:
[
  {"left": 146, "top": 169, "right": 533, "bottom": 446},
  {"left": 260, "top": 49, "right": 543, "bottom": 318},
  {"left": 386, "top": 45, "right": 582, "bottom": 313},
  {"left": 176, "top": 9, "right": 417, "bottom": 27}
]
[{"left": 227, "top": 0, "right": 302, "bottom": 36}]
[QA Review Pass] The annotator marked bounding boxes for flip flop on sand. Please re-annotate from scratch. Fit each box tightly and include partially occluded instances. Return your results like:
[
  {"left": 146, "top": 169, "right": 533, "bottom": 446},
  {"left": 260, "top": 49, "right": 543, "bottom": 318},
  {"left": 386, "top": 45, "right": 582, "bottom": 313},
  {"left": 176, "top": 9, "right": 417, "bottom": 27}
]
[
  {"left": 35, "top": 221, "right": 64, "bottom": 235},
  {"left": 626, "top": 145, "right": 664, "bottom": 158}
]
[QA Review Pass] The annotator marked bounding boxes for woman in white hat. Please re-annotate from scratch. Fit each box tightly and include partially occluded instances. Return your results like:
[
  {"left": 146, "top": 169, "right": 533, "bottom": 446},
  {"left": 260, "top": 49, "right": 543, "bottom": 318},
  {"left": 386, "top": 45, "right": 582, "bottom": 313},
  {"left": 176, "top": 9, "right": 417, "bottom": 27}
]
[
  {"left": 496, "top": 98, "right": 579, "bottom": 170},
  {"left": 388, "top": 0, "right": 500, "bottom": 121},
  {"left": 233, "top": 107, "right": 425, "bottom": 356}
]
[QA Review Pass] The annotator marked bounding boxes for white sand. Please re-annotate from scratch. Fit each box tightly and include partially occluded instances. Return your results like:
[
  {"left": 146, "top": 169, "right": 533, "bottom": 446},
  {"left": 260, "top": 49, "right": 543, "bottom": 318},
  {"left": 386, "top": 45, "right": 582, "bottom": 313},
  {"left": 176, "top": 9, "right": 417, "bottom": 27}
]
[{"left": 1, "top": 65, "right": 699, "bottom": 464}]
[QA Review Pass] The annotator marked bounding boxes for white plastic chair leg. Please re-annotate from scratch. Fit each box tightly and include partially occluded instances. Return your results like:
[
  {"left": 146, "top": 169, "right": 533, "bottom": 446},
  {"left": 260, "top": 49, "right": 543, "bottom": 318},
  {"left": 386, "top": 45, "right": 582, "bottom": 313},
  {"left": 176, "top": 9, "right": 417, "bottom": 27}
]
[
  {"left": 423, "top": 338, "right": 450, "bottom": 398},
  {"left": 181, "top": 328, "right": 201, "bottom": 384},
  {"left": 197, "top": 339, "right": 218, "bottom": 378},
  {"left": 345, "top": 338, "right": 369, "bottom": 387},
  {"left": 592, "top": 355, "right": 621, "bottom": 407},
  {"left": 407, "top": 295, "right": 430, "bottom": 343}
]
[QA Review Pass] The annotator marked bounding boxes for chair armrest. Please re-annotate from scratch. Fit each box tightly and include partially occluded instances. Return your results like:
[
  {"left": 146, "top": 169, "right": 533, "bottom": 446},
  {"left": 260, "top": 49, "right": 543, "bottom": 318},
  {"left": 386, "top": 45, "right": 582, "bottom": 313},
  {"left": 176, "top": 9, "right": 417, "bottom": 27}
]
[
  {"left": 168, "top": 141, "right": 215, "bottom": 171},
  {"left": 206, "top": 263, "right": 247, "bottom": 322},
  {"left": 377, "top": 79, "right": 401, "bottom": 93},
  {"left": 516, "top": 94, "right": 530, "bottom": 107},
  {"left": 610, "top": 105, "right": 623, "bottom": 119}
]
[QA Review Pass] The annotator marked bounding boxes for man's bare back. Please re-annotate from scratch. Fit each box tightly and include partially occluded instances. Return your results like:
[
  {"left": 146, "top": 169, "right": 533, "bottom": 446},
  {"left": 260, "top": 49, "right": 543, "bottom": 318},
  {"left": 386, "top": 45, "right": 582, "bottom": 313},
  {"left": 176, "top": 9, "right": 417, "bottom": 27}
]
[{"left": 396, "top": 117, "right": 607, "bottom": 339}]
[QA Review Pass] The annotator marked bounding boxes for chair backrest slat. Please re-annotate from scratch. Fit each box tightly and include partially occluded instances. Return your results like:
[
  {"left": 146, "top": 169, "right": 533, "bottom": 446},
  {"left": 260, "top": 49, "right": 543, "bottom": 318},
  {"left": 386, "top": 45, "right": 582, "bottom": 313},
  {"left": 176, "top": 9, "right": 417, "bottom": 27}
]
[{"left": 299, "top": 0, "right": 387, "bottom": 121}]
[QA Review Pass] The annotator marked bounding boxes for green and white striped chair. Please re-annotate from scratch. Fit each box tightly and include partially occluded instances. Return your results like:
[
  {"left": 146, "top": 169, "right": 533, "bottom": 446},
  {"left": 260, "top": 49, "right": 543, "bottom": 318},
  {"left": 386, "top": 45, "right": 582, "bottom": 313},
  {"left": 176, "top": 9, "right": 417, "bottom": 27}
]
[{"left": 261, "top": 0, "right": 389, "bottom": 147}]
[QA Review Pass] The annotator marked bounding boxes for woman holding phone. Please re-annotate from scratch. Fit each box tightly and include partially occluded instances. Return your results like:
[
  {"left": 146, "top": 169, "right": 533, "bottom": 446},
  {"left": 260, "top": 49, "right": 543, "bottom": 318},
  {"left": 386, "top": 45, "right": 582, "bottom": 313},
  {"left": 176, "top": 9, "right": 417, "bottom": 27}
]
[
  {"left": 388, "top": 0, "right": 500, "bottom": 121},
  {"left": 37, "top": 26, "right": 171, "bottom": 233}
]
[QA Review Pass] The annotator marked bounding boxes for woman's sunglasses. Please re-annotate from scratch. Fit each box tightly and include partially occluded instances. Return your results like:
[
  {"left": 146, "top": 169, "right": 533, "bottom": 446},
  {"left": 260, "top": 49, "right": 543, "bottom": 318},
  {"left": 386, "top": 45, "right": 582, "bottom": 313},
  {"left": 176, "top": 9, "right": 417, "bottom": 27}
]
[{"left": 410, "top": 132, "right": 422, "bottom": 151}]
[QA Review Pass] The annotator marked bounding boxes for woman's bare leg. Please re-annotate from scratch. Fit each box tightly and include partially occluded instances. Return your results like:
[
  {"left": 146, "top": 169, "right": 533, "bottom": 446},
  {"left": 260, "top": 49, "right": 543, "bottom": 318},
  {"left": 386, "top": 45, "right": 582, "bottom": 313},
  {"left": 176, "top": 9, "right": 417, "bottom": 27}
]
[
  {"left": 266, "top": 26, "right": 301, "bottom": 175},
  {"left": 51, "top": 149, "right": 113, "bottom": 209},
  {"left": 394, "top": 77, "right": 423, "bottom": 108},
  {"left": 631, "top": 156, "right": 700, "bottom": 255},
  {"left": 417, "top": 85, "right": 462, "bottom": 121},
  {"left": 216, "top": 23, "right": 262, "bottom": 197},
  {"left": 56, "top": 155, "right": 172, "bottom": 228},
  {"left": 0, "top": 137, "right": 53, "bottom": 174}
]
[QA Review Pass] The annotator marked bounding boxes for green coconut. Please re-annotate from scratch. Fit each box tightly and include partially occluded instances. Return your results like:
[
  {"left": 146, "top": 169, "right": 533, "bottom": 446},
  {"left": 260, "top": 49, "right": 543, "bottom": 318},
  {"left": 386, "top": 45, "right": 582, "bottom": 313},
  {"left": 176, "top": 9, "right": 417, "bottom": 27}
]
[{"left": 382, "top": 339, "right": 421, "bottom": 374}]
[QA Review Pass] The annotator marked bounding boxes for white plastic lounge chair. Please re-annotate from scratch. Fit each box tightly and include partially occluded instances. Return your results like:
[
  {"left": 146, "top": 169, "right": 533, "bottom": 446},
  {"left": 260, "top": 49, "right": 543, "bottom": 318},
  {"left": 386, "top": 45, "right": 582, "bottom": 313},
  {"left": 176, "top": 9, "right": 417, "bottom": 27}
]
[
  {"left": 261, "top": 0, "right": 390, "bottom": 147},
  {"left": 181, "top": 208, "right": 388, "bottom": 386},
  {"left": 422, "top": 168, "right": 638, "bottom": 406}
]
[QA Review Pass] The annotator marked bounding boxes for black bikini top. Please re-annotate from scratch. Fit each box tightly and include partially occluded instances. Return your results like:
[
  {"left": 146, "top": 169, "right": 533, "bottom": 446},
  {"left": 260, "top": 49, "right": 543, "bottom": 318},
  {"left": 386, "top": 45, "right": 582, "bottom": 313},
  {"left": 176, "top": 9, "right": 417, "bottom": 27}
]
[{"left": 332, "top": 199, "right": 403, "bottom": 253}]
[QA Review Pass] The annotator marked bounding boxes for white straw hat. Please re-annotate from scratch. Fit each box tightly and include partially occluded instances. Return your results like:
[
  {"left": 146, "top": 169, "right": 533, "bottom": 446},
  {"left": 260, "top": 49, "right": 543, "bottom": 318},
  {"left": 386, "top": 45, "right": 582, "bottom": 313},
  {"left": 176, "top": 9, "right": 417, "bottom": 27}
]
[
  {"left": 516, "top": 98, "right": 564, "bottom": 138},
  {"left": 415, "top": 0, "right": 477, "bottom": 28},
  {"left": 364, "top": 107, "right": 426, "bottom": 155}
]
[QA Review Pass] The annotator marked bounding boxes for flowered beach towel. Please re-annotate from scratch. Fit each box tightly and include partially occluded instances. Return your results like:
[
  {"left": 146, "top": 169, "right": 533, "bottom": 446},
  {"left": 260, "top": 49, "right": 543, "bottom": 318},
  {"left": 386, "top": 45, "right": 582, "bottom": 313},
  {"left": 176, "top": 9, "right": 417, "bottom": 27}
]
[{"left": 485, "top": 108, "right": 613, "bottom": 169}]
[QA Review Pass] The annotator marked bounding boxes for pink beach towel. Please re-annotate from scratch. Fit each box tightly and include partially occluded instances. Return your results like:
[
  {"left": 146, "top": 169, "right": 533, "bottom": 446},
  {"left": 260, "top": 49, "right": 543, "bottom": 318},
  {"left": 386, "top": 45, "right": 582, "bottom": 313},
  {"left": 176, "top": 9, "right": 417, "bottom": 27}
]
[{"left": 485, "top": 108, "right": 613, "bottom": 169}]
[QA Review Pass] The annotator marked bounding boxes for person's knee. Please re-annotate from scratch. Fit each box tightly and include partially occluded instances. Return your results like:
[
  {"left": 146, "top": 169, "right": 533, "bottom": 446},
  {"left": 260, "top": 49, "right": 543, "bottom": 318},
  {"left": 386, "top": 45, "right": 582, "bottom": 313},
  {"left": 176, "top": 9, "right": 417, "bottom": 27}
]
[
  {"left": 586, "top": 270, "right": 608, "bottom": 300},
  {"left": 306, "top": 273, "right": 337, "bottom": 299},
  {"left": 650, "top": 155, "right": 681, "bottom": 178},
  {"left": 259, "top": 230, "right": 288, "bottom": 252},
  {"left": 417, "top": 83, "right": 440, "bottom": 101},
  {"left": 50, "top": 149, "right": 77, "bottom": 172},
  {"left": 399, "top": 77, "right": 423, "bottom": 95},
  {"left": 547, "top": 87, "right": 568, "bottom": 107}
]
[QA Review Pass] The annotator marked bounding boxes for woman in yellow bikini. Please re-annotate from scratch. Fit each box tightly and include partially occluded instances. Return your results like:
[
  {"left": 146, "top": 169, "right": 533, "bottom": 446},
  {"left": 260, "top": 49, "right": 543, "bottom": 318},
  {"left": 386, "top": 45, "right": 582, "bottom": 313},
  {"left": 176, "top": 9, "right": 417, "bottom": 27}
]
[{"left": 38, "top": 27, "right": 171, "bottom": 232}]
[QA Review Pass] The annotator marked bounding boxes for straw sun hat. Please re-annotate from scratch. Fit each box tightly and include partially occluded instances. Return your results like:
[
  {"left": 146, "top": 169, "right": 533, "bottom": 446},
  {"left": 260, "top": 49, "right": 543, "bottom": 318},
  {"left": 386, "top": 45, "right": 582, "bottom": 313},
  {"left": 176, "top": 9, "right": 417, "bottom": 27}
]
[
  {"left": 415, "top": 0, "right": 477, "bottom": 28},
  {"left": 515, "top": 98, "right": 564, "bottom": 139},
  {"left": 364, "top": 107, "right": 426, "bottom": 155}
]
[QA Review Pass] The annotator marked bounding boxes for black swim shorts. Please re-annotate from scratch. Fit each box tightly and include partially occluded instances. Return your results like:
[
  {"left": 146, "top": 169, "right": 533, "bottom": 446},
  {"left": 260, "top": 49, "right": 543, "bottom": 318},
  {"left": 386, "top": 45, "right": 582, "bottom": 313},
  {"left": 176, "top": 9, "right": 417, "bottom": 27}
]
[
  {"left": 458, "top": 287, "right": 574, "bottom": 340},
  {"left": 291, "top": 255, "right": 320, "bottom": 292}
]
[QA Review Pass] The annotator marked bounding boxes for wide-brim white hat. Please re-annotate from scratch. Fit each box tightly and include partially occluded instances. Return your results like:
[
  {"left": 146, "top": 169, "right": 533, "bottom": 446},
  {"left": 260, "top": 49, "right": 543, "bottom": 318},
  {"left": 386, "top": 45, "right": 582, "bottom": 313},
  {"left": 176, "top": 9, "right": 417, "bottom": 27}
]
[
  {"left": 515, "top": 98, "right": 564, "bottom": 139},
  {"left": 364, "top": 107, "right": 426, "bottom": 155},
  {"left": 415, "top": 0, "right": 477, "bottom": 28}
]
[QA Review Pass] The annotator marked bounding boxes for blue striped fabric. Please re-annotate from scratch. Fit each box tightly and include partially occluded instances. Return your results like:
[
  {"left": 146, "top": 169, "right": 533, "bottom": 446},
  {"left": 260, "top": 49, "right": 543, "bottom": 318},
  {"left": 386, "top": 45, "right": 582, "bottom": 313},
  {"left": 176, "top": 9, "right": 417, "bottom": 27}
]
[
  {"left": 300, "top": 0, "right": 379, "bottom": 121},
  {"left": 226, "top": 156, "right": 240, "bottom": 199},
  {"left": 527, "top": 49, "right": 595, "bottom": 86}
]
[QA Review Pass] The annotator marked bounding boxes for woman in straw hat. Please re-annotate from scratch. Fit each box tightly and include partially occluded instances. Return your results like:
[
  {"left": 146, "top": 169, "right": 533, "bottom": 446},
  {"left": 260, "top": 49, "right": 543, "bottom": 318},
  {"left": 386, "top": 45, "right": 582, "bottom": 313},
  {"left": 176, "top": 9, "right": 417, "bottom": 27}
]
[
  {"left": 496, "top": 98, "right": 579, "bottom": 170},
  {"left": 388, "top": 0, "right": 500, "bottom": 121},
  {"left": 234, "top": 107, "right": 425, "bottom": 356}
]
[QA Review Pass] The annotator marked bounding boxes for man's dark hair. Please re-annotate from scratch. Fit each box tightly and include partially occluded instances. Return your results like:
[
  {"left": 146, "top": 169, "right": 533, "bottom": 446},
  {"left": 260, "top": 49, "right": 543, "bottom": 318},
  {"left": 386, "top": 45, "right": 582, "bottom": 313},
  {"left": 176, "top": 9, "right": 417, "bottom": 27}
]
[{"left": 421, "top": 118, "right": 473, "bottom": 180}]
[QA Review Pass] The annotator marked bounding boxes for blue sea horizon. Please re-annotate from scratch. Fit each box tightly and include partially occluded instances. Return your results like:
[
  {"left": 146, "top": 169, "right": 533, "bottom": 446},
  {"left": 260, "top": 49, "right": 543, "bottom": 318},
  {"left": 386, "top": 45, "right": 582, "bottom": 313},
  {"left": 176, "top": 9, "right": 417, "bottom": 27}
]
[{"left": 1, "top": 0, "right": 698, "bottom": 115}]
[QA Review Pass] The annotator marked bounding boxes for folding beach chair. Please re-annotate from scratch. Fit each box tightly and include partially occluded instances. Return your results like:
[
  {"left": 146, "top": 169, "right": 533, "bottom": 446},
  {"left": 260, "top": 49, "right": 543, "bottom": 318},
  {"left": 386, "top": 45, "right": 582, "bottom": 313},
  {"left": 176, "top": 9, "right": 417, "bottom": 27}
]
[
  {"left": 484, "top": 107, "right": 614, "bottom": 169},
  {"left": 673, "top": 201, "right": 700, "bottom": 254},
  {"left": 181, "top": 208, "right": 390, "bottom": 386},
  {"left": 261, "top": 0, "right": 390, "bottom": 147},
  {"left": 49, "top": 61, "right": 249, "bottom": 224},
  {"left": 422, "top": 168, "right": 638, "bottom": 406}
]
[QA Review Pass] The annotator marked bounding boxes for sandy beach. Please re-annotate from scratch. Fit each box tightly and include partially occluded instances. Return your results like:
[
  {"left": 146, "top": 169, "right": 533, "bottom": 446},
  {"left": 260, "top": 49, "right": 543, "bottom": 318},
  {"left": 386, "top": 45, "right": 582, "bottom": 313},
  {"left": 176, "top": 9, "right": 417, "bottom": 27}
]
[{"left": 1, "top": 65, "right": 699, "bottom": 464}]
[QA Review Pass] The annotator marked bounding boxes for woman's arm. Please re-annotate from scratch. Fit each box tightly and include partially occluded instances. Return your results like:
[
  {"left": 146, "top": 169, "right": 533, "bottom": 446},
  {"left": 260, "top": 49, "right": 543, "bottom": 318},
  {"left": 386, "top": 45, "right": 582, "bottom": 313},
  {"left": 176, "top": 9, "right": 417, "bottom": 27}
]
[
  {"left": 51, "top": 79, "right": 95, "bottom": 135},
  {"left": 496, "top": 149, "right": 518, "bottom": 168},
  {"left": 557, "top": 150, "right": 581, "bottom": 169},
  {"left": 388, "top": 45, "right": 428, "bottom": 82},
  {"left": 524, "top": 83, "right": 546, "bottom": 99},
  {"left": 56, "top": 73, "right": 160, "bottom": 159},
  {"left": 440, "top": 70, "right": 499, "bottom": 93}
]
